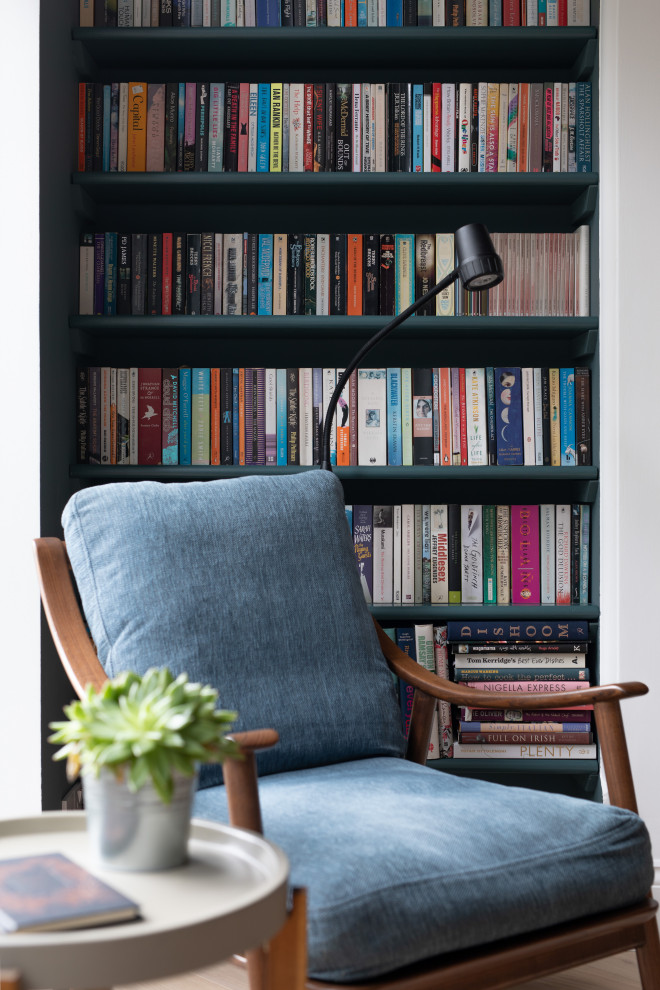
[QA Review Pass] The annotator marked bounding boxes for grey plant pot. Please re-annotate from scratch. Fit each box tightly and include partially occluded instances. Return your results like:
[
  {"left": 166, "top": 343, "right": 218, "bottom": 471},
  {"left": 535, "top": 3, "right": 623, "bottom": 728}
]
[{"left": 82, "top": 769, "right": 198, "bottom": 872}]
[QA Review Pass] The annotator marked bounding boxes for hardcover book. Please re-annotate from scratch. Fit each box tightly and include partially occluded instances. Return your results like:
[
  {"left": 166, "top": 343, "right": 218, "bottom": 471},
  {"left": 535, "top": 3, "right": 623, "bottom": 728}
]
[
  {"left": 510, "top": 505, "right": 540, "bottom": 605},
  {"left": 137, "top": 368, "right": 161, "bottom": 465}
]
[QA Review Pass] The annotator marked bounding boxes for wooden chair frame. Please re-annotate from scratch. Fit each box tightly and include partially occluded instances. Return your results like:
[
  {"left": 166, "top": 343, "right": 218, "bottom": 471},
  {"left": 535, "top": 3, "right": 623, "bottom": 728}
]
[{"left": 34, "top": 537, "right": 660, "bottom": 990}]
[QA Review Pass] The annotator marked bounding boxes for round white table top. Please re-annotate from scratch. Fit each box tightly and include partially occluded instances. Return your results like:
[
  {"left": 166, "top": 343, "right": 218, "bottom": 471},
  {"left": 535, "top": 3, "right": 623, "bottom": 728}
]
[{"left": 0, "top": 812, "right": 289, "bottom": 990}]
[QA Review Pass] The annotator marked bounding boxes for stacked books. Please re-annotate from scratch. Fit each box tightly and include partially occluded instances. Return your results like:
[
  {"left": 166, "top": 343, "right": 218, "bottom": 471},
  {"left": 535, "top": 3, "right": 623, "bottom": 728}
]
[
  {"left": 75, "top": 366, "right": 591, "bottom": 470},
  {"left": 76, "top": 79, "right": 592, "bottom": 174},
  {"left": 79, "top": 229, "right": 590, "bottom": 319},
  {"left": 347, "top": 503, "right": 590, "bottom": 606},
  {"left": 81, "top": 0, "right": 592, "bottom": 29},
  {"left": 447, "top": 619, "right": 595, "bottom": 759}
]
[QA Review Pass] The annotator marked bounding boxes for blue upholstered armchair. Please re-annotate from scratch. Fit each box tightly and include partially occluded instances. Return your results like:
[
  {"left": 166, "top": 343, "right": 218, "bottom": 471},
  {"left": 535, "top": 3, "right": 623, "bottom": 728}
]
[{"left": 36, "top": 471, "right": 659, "bottom": 990}]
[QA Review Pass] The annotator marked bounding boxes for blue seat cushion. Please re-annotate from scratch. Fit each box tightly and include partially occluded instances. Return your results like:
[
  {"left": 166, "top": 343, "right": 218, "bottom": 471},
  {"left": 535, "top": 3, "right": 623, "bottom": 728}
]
[
  {"left": 193, "top": 757, "right": 654, "bottom": 982},
  {"left": 61, "top": 472, "right": 405, "bottom": 785}
]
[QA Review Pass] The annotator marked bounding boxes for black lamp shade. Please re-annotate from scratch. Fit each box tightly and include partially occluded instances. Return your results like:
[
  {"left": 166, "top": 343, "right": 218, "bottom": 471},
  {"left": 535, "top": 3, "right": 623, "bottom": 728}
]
[{"left": 455, "top": 223, "right": 504, "bottom": 291}]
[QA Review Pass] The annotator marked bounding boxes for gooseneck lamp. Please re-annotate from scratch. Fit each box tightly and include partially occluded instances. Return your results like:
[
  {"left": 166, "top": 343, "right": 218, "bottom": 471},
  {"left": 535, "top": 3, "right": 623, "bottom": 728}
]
[{"left": 319, "top": 223, "right": 505, "bottom": 471}]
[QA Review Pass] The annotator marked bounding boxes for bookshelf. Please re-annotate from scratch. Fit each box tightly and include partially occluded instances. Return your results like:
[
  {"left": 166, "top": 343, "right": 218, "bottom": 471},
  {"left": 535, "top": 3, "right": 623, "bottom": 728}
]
[{"left": 39, "top": 9, "right": 599, "bottom": 807}]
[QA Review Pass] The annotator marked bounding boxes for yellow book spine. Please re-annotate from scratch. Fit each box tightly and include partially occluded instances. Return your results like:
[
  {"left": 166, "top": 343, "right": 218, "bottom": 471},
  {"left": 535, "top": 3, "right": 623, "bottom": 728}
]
[
  {"left": 549, "top": 367, "right": 561, "bottom": 466},
  {"left": 269, "top": 83, "right": 283, "bottom": 173},
  {"left": 127, "top": 82, "right": 147, "bottom": 172}
]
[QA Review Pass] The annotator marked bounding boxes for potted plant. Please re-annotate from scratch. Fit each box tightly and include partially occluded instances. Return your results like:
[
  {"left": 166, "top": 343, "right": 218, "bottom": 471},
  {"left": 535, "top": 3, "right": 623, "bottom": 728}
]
[{"left": 49, "top": 667, "right": 240, "bottom": 871}]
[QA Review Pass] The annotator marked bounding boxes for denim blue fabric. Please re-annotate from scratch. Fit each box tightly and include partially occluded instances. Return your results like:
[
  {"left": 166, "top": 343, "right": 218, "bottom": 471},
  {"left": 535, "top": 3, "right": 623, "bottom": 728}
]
[
  {"left": 193, "top": 757, "right": 654, "bottom": 982},
  {"left": 62, "top": 471, "right": 405, "bottom": 784}
]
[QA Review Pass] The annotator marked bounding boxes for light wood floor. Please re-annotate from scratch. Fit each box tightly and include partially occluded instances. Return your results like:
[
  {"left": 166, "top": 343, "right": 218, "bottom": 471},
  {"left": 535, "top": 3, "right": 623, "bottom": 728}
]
[{"left": 119, "top": 949, "right": 643, "bottom": 990}]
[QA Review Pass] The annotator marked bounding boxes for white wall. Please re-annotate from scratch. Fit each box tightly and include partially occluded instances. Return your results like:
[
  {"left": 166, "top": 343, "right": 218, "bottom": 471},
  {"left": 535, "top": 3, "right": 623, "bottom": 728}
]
[
  {"left": 600, "top": 1, "right": 660, "bottom": 893},
  {"left": 0, "top": 0, "right": 42, "bottom": 817}
]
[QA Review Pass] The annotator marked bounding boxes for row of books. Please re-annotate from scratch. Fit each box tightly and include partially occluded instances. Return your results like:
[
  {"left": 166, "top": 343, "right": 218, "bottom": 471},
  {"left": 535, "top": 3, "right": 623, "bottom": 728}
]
[
  {"left": 388, "top": 619, "right": 595, "bottom": 760},
  {"left": 348, "top": 502, "right": 590, "bottom": 607},
  {"left": 78, "top": 79, "right": 592, "bottom": 174},
  {"left": 446, "top": 618, "right": 595, "bottom": 758},
  {"left": 79, "top": 229, "right": 590, "bottom": 318},
  {"left": 75, "top": 365, "right": 591, "bottom": 468},
  {"left": 81, "top": 0, "right": 592, "bottom": 28}
]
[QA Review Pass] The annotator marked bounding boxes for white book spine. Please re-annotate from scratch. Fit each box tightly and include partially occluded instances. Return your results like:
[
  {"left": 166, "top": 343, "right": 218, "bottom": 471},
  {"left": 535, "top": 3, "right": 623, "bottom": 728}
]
[
  {"left": 577, "top": 225, "right": 590, "bottom": 316},
  {"left": 526, "top": 0, "right": 537, "bottom": 24},
  {"left": 454, "top": 743, "right": 597, "bottom": 760},
  {"left": 357, "top": 369, "right": 387, "bottom": 466},
  {"left": 236, "top": 0, "right": 245, "bottom": 25},
  {"left": 457, "top": 83, "right": 471, "bottom": 173},
  {"left": 401, "top": 368, "right": 413, "bottom": 466},
  {"left": 555, "top": 504, "right": 572, "bottom": 605},
  {"left": 142, "top": 0, "right": 151, "bottom": 26},
  {"left": 118, "top": 0, "right": 133, "bottom": 26},
  {"left": 422, "top": 504, "right": 431, "bottom": 603},
  {"left": 374, "top": 84, "right": 386, "bottom": 172},
  {"left": 423, "top": 86, "right": 432, "bottom": 173},
  {"left": 273, "top": 234, "right": 287, "bottom": 315},
  {"left": 133, "top": 0, "right": 142, "bottom": 24},
  {"left": 322, "top": 369, "right": 336, "bottom": 463},
  {"left": 441, "top": 83, "right": 456, "bottom": 173},
  {"left": 435, "top": 233, "right": 454, "bottom": 315},
  {"left": 533, "top": 367, "right": 544, "bottom": 465},
  {"left": 378, "top": 0, "right": 387, "bottom": 25},
  {"left": 393, "top": 505, "right": 402, "bottom": 605},
  {"left": 352, "top": 84, "right": 362, "bottom": 172},
  {"left": 222, "top": 233, "right": 243, "bottom": 315},
  {"left": 430, "top": 504, "right": 449, "bottom": 604},
  {"left": 248, "top": 83, "right": 258, "bottom": 172},
  {"left": 432, "top": 0, "right": 444, "bottom": 23},
  {"left": 478, "top": 81, "right": 487, "bottom": 172},
  {"left": 506, "top": 82, "right": 518, "bottom": 173},
  {"left": 461, "top": 504, "right": 483, "bottom": 604},
  {"left": 497, "top": 82, "right": 508, "bottom": 173},
  {"left": 373, "top": 506, "right": 394, "bottom": 605},
  {"left": 466, "top": 367, "right": 488, "bottom": 466},
  {"left": 521, "top": 367, "right": 536, "bottom": 466},
  {"left": 401, "top": 504, "right": 415, "bottom": 605},
  {"left": 79, "top": 241, "right": 94, "bottom": 314},
  {"left": 299, "top": 369, "right": 314, "bottom": 467},
  {"left": 427, "top": 709, "right": 441, "bottom": 761},
  {"left": 244, "top": 0, "right": 256, "bottom": 25},
  {"left": 204, "top": 0, "right": 212, "bottom": 25},
  {"left": 568, "top": 0, "right": 589, "bottom": 25},
  {"left": 414, "top": 624, "right": 435, "bottom": 674},
  {"left": 265, "top": 369, "right": 277, "bottom": 465},
  {"left": 118, "top": 83, "right": 128, "bottom": 171},
  {"left": 553, "top": 82, "right": 562, "bottom": 172},
  {"left": 370, "top": 84, "right": 378, "bottom": 172},
  {"left": 316, "top": 234, "right": 330, "bottom": 315},
  {"left": 367, "top": 0, "right": 378, "bottom": 24},
  {"left": 289, "top": 83, "right": 304, "bottom": 172},
  {"left": 362, "top": 83, "right": 372, "bottom": 172},
  {"left": 213, "top": 233, "right": 223, "bottom": 315},
  {"left": 547, "top": 0, "right": 558, "bottom": 25},
  {"left": 560, "top": 81, "right": 569, "bottom": 173},
  {"left": 117, "top": 368, "right": 130, "bottom": 465},
  {"left": 327, "top": 0, "right": 341, "bottom": 24},
  {"left": 129, "top": 368, "right": 138, "bottom": 465},
  {"left": 540, "top": 503, "right": 556, "bottom": 604}
]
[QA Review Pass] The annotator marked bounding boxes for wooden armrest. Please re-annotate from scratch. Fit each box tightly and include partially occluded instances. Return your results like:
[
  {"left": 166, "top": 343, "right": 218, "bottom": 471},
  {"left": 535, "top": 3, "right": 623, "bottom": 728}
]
[
  {"left": 229, "top": 729, "right": 279, "bottom": 754},
  {"left": 224, "top": 729, "right": 279, "bottom": 835}
]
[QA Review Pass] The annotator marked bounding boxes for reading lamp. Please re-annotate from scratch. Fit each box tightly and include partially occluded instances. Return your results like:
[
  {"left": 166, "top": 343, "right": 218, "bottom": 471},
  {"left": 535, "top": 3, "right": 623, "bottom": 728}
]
[{"left": 319, "top": 223, "right": 505, "bottom": 471}]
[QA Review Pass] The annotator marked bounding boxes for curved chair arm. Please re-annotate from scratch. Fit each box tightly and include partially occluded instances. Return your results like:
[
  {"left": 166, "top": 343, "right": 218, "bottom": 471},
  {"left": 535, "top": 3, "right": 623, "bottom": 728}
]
[
  {"left": 33, "top": 538, "right": 107, "bottom": 698},
  {"left": 224, "top": 729, "right": 279, "bottom": 835}
]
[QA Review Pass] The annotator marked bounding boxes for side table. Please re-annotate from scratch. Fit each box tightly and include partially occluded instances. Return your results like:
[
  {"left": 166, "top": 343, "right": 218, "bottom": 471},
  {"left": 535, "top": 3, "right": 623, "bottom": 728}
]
[{"left": 0, "top": 812, "right": 289, "bottom": 990}]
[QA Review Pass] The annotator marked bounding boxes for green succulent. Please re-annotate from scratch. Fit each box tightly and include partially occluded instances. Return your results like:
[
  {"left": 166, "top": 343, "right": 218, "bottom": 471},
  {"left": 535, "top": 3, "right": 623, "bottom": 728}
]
[{"left": 49, "top": 667, "right": 240, "bottom": 803}]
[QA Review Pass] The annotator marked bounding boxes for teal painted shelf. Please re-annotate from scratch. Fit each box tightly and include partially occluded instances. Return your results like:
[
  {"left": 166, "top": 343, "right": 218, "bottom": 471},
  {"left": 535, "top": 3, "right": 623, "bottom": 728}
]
[
  {"left": 73, "top": 27, "right": 597, "bottom": 76},
  {"left": 429, "top": 759, "right": 599, "bottom": 774},
  {"left": 371, "top": 605, "right": 599, "bottom": 620}
]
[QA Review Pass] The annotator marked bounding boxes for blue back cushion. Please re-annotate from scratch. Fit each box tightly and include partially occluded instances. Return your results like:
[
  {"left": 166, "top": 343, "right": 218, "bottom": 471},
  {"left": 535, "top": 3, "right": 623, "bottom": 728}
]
[{"left": 62, "top": 471, "right": 405, "bottom": 783}]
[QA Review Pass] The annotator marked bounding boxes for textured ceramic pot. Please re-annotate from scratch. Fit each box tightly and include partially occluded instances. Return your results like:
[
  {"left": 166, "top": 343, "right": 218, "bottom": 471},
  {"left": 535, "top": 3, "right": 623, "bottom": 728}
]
[{"left": 82, "top": 769, "right": 198, "bottom": 871}]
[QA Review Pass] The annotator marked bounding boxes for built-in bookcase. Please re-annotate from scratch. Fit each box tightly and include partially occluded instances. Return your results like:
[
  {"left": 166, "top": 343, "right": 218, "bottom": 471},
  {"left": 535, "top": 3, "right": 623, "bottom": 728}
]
[{"left": 39, "top": 5, "right": 600, "bottom": 806}]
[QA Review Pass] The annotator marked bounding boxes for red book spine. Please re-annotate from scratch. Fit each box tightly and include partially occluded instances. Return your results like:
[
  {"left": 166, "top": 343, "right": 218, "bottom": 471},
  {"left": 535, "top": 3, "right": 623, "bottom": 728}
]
[
  {"left": 431, "top": 83, "right": 442, "bottom": 172},
  {"left": 458, "top": 368, "right": 468, "bottom": 466},
  {"left": 510, "top": 504, "right": 541, "bottom": 605},
  {"left": 210, "top": 367, "right": 220, "bottom": 465},
  {"left": 138, "top": 368, "right": 162, "bottom": 465},
  {"left": 502, "top": 0, "right": 520, "bottom": 25},
  {"left": 304, "top": 83, "right": 314, "bottom": 171},
  {"left": 238, "top": 82, "right": 250, "bottom": 172},
  {"left": 558, "top": 0, "right": 567, "bottom": 24},
  {"left": 345, "top": 0, "right": 357, "bottom": 25},
  {"left": 349, "top": 369, "right": 358, "bottom": 466},
  {"left": 347, "top": 234, "right": 363, "bottom": 316},
  {"left": 162, "top": 232, "right": 173, "bottom": 315},
  {"left": 78, "top": 83, "right": 86, "bottom": 172},
  {"left": 460, "top": 731, "right": 592, "bottom": 744}
]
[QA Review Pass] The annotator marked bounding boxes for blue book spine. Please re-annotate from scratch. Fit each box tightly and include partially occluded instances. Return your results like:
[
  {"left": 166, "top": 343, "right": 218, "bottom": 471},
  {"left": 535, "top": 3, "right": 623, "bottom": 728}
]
[
  {"left": 446, "top": 620, "right": 590, "bottom": 642},
  {"left": 488, "top": 0, "right": 502, "bottom": 24},
  {"left": 560, "top": 368, "right": 576, "bottom": 466},
  {"left": 103, "top": 232, "right": 117, "bottom": 316},
  {"left": 387, "top": 368, "right": 402, "bottom": 466},
  {"left": 257, "top": 234, "right": 274, "bottom": 315},
  {"left": 412, "top": 84, "right": 424, "bottom": 173},
  {"left": 177, "top": 83, "right": 186, "bottom": 170},
  {"left": 256, "top": 0, "right": 280, "bottom": 25},
  {"left": 576, "top": 81, "right": 592, "bottom": 173},
  {"left": 538, "top": 0, "right": 546, "bottom": 22},
  {"left": 580, "top": 504, "right": 590, "bottom": 605},
  {"left": 486, "top": 366, "right": 496, "bottom": 465},
  {"left": 179, "top": 368, "right": 192, "bottom": 465},
  {"left": 494, "top": 367, "right": 523, "bottom": 465},
  {"left": 357, "top": 0, "right": 367, "bottom": 24},
  {"left": 208, "top": 83, "right": 225, "bottom": 172},
  {"left": 102, "top": 85, "right": 111, "bottom": 172},
  {"left": 257, "top": 84, "right": 271, "bottom": 172},
  {"left": 276, "top": 368, "right": 288, "bottom": 465},
  {"left": 386, "top": 0, "right": 402, "bottom": 24},
  {"left": 352, "top": 504, "right": 373, "bottom": 604},
  {"left": 344, "top": 504, "right": 353, "bottom": 538},
  {"left": 232, "top": 368, "right": 240, "bottom": 464}
]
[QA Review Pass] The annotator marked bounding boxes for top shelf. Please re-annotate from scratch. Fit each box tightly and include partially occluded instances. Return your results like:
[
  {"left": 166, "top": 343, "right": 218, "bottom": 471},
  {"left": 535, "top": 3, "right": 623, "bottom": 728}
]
[{"left": 72, "top": 27, "right": 597, "bottom": 77}]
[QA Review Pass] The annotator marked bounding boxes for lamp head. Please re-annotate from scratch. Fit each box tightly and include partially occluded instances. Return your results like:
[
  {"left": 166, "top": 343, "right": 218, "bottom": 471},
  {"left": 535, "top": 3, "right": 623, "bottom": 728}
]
[{"left": 454, "top": 223, "right": 504, "bottom": 291}]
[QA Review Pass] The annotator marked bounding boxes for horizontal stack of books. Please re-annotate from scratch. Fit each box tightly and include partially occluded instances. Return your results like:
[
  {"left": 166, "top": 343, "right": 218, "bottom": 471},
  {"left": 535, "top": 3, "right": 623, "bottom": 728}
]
[
  {"left": 76, "top": 79, "right": 592, "bottom": 174},
  {"left": 75, "top": 365, "right": 591, "bottom": 470},
  {"left": 447, "top": 619, "right": 595, "bottom": 759},
  {"left": 348, "top": 503, "right": 590, "bottom": 606},
  {"left": 80, "top": 229, "right": 590, "bottom": 319},
  {"left": 82, "top": 1, "right": 592, "bottom": 31}
]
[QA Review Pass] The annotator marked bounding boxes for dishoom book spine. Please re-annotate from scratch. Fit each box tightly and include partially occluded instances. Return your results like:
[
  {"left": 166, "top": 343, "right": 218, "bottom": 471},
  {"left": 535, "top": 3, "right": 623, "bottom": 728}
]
[{"left": 446, "top": 620, "right": 589, "bottom": 641}]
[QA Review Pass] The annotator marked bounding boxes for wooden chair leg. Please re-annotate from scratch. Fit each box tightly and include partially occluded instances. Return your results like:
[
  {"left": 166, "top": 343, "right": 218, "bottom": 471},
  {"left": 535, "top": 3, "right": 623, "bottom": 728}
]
[
  {"left": 0, "top": 970, "right": 21, "bottom": 990},
  {"left": 247, "top": 888, "right": 307, "bottom": 990},
  {"left": 637, "top": 916, "right": 660, "bottom": 990}
]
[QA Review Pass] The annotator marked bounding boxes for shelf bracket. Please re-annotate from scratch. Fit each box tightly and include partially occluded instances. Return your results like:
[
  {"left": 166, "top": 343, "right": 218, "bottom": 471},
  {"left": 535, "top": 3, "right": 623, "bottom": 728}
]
[
  {"left": 571, "top": 39, "right": 598, "bottom": 81},
  {"left": 571, "top": 185, "right": 598, "bottom": 228}
]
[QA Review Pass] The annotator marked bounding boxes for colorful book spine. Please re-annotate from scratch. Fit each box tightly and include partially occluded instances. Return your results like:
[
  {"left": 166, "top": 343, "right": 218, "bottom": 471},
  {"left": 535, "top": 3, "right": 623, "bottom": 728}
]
[
  {"left": 353, "top": 504, "right": 374, "bottom": 604},
  {"left": 510, "top": 505, "right": 540, "bottom": 605},
  {"left": 387, "top": 368, "right": 402, "bottom": 467}
]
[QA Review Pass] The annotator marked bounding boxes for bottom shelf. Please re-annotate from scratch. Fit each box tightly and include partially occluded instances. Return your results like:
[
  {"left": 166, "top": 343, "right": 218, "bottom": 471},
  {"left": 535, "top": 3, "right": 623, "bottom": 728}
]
[{"left": 428, "top": 759, "right": 601, "bottom": 801}]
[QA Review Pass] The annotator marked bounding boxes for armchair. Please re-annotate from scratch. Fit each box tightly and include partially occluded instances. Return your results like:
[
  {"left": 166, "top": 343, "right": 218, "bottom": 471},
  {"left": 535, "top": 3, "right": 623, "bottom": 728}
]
[{"left": 35, "top": 470, "right": 659, "bottom": 990}]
